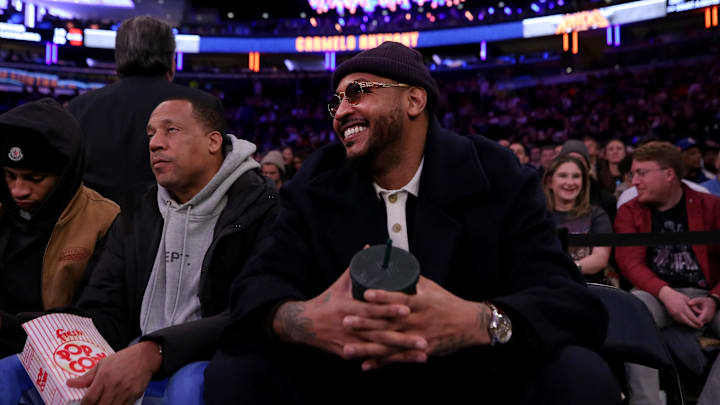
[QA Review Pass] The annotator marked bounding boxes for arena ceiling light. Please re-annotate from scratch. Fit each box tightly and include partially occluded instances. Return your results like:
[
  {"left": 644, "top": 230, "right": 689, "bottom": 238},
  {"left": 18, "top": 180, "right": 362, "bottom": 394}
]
[{"left": 307, "top": 0, "right": 467, "bottom": 15}]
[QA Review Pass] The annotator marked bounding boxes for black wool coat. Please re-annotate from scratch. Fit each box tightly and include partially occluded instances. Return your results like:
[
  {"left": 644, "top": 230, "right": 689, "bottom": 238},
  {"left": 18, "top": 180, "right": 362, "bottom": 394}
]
[{"left": 223, "top": 120, "right": 608, "bottom": 360}]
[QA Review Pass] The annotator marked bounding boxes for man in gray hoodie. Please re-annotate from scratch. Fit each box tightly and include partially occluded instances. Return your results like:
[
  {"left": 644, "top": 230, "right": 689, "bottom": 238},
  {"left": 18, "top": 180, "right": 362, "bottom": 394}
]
[{"left": 0, "top": 90, "right": 278, "bottom": 405}]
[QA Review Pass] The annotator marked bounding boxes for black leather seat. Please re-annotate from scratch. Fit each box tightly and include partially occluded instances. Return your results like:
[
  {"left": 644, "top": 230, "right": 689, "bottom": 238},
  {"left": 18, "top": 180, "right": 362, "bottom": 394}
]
[{"left": 588, "top": 283, "right": 685, "bottom": 404}]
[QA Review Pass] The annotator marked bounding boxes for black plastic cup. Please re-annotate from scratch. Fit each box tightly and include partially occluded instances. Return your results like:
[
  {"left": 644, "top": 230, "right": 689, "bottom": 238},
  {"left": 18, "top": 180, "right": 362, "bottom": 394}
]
[{"left": 349, "top": 245, "right": 420, "bottom": 301}]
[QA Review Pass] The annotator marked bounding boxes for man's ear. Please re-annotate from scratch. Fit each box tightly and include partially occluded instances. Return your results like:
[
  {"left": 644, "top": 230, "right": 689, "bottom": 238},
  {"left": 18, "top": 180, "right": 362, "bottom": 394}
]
[
  {"left": 666, "top": 167, "right": 677, "bottom": 183},
  {"left": 208, "top": 131, "right": 224, "bottom": 154},
  {"left": 406, "top": 87, "right": 427, "bottom": 118}
]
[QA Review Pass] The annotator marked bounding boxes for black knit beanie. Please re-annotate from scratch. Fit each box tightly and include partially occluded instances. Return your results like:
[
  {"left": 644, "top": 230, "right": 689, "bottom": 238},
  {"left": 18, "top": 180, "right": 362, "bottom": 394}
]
[
  {"left": 0, "top": 129, "right": 66, "bottom": 173},
  {"left": 332, "top": 41, "right": 439, "bottom": 110}
]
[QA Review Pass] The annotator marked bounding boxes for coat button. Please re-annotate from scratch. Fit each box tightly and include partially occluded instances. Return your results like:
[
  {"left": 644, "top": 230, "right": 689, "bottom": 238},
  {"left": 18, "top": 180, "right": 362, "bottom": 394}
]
[
  {"left": 388, "top": 194, "right": 398, "bottom": 203},
  {"left": 392, "top": 223, "right": 402, "bottom": 233},
  {"left": 235, "top": 224, "right": 243, "bottom": 229},
  {"left": 268, "top": 195, "right": 276, "bottom": 200}
]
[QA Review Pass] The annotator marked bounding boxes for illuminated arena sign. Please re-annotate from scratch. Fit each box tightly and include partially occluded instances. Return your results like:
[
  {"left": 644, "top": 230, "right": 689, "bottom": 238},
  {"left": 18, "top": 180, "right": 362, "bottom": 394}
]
[
  {"left": 554, "top": 10, "right": 610, "bottom": 34},
  {"left": 294, "top": 32, "right": 419, "bottom": 52},
  {"left": 200, "top": 22, "right": 520, "bottom": 53},
  {"left": 68, "top": 0, "right": 670, "bottom": 54},
  {"left": 667, "top": 0, "right": 720, "bottom": 12},
  {"left": 523, "top": 0, "right": 666, "bottom": 38},
  {"left": 0, "top": 22, "right": 41, "bottom": 42}
]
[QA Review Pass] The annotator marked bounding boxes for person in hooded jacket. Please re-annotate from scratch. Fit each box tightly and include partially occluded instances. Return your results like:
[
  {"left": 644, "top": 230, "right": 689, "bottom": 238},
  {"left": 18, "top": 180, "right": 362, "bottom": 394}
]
[
  {"left": 0, "top": 98, "right": 120, "bottom": 358},
  {"left": 0, "top": 92, "right": 278, "bottom": 405}
]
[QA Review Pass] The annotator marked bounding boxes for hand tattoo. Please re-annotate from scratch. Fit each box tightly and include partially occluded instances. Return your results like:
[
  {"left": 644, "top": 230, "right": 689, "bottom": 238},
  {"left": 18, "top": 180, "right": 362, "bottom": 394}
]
[{"left": 276, "top": 302, "right": 316, "bottom": 344}]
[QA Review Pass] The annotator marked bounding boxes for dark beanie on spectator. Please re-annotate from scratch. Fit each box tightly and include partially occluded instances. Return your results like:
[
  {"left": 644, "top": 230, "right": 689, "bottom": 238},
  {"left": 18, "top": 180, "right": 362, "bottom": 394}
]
[
  {"left": 560, "top": 140, "right": 590, "bottom": 166},
  {"left": 332, "top": 41, "right": 439, "bottom": 110},
  {"left": 0, "top": 130, "right": 66, "bottom": 173}
]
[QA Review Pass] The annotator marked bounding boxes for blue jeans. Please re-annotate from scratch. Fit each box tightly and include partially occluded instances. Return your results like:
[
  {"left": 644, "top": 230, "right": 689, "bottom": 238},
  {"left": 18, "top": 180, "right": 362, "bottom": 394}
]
[{"left": 0, "top": 354, "right": 206, "bottom": 405}]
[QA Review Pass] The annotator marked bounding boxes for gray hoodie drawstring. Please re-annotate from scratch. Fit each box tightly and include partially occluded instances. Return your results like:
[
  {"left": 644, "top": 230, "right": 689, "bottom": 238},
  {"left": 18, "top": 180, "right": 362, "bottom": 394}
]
[
  {"left": 169, "top": 204, "right": 192, "bottom": 324},
  {"left": 140, "top": 199, "right": 173, "bottom": 332}
]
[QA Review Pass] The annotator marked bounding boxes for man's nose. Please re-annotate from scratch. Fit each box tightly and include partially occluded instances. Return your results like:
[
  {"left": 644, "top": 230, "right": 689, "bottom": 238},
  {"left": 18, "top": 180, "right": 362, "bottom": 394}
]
[
  {"left": 149, "top": 133, "right": 164, "bottom": 152},
  {"left": 334, "top": 96, "right": 354, "bottom": 120},
  {"left": 10, "top": 180, "right": 30, "bottom": 199}
]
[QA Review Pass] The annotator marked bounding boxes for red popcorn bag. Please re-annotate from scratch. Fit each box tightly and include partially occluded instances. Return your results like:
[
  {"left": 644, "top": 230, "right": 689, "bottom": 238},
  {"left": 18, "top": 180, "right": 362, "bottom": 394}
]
[{"left": 20, "top": 314, "right": 115, "bottom": 405}]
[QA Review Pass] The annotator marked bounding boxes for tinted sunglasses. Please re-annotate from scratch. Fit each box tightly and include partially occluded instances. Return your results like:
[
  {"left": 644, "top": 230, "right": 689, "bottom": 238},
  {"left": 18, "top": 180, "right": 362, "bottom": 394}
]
[{"left": 328, "top": 80, "right": 410, "bottom": 118}]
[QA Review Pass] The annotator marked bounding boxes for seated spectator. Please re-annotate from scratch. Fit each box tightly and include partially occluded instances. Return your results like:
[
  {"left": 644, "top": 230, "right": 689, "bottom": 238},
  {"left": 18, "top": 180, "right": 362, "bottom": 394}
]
[
  {"left": 0, "top": 91, "right": 279, "bottom": 404},
  {"left": 702, "top": 140, "right": 719, "bottom": 180},
  {"left": 205, "top": 40, "right": 618, "bottom": 405},
  {"left": 530, "top": 145, "right": 541, "bottom": 169},
  {"left": 538, "top": 143, "right": 557, "bottom": 176},
  {"left": 617, "top": 141, "right": 711, "bottom": 208},
  {"left": 0, "top": 99, "right": 119, "bottom": 358},
  {"left": 293, "top": 150, "right": 308, "bottom": 172},
  {"left": 261, "top": 150, "right": 285, "bottom": 189},
  {"left": 543, "top": 155, "right": 612, "bottom": 284},
  {"left": 281, "top": 146, "right": 296, "bottom": 180},
  {"left": 583, "top": 135, "right": 600, "bottom": 181},
  {"left": 560, "top": 139, "right": 617, "bottom": 221},
  {"left": 614, "top": 154, "right": 634, "bottom": 199},
  {"left": 701, "top": 151, "right": 720, "bottom": 196},
  {"left": 509, "top": 142, "right": 527, "bottom": 163},
  {"left": 597, "top": 139, "right": 627, "bottom": 194},
  {"left": 615, "top": 142, "right": 720, "bottom": 405},
  {"left": 678, "top": 137, "right": 710, "bottom": 184}
]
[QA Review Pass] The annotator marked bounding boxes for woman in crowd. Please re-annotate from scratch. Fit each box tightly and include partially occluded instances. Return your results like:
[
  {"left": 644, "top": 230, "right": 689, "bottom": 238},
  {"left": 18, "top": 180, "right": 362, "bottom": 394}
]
[
  {"left": 597, "top": 138, "right": 627, "bottom": 194},
  {"left": 543, "top": 155, "right": 614, "bottom": 284}
]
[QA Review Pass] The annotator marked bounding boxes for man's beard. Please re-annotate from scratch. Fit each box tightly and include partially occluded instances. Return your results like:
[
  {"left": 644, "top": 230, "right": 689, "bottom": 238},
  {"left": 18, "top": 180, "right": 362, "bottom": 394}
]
[{"left": 346, "top": 107, "right": 404, "bottom": 173}]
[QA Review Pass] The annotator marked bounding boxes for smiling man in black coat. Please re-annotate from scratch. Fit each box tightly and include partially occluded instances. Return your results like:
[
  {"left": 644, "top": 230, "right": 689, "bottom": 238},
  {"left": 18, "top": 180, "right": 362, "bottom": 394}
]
[{"left": 205, "top": 42, "right": 620, "bottom": 405}]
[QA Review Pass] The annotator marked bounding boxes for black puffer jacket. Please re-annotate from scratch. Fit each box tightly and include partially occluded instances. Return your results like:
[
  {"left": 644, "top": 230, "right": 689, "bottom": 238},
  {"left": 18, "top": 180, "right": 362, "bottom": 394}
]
[{"left": 75, "top": 170, "right": 278, "bottom": 377}]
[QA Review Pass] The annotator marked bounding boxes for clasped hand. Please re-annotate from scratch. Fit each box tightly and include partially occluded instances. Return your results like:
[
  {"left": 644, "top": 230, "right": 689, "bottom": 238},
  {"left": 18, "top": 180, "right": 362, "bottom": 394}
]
[{"left": 274, "top": 268, "right": 490, "bottom": 371}]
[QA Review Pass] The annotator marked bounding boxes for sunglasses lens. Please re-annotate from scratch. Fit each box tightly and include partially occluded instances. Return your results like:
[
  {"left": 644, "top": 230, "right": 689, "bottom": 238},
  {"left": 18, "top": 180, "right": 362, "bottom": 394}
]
[
  {"left": 345, "top": 82, "right": 363, "bottom": 104},
  {"left": 328, "top": 94, "right": 341, "bottom": 116}
]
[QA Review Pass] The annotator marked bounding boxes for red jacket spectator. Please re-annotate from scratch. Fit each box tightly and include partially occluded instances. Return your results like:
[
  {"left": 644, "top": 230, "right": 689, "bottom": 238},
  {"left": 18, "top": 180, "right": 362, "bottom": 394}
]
[{"left": 615, "top": 184, "right": 720, "bottom": 298}]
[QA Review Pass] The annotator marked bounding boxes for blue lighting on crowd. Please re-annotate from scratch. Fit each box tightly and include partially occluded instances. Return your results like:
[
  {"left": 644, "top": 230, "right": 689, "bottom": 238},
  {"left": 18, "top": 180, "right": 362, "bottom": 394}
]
[
  {"left": 530, "top": 3, "right": 540, "bottom": 12},
  {"left": 504, "top": 6, "right": 511, "bottom": 15},
  {"left": 548, "top": 2, "right": 554, "bottom": 9},
  {"left": 488, "top": 6, "right": 495, "bottom": 15},
  {"left": 338, "top": 17, "right": 345, "bottom": 26},
  {"left": 614, "top": 25, "right": 620, "bottom": 47},
  {"left": 557, "top": 0, "right": 564, "bottom": 5}
]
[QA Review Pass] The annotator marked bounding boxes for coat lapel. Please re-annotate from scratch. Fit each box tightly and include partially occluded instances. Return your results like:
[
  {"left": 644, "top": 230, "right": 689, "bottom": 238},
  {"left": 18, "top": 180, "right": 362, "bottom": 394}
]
[
  {"left": 309, "top": 161, "right": 388, "bottom": 270},
  {"left": 410, "top": 120, "right": 490, "bottom": 285},
  {"left": 307, "top": 119, "right": 492, "bottom": 283}
]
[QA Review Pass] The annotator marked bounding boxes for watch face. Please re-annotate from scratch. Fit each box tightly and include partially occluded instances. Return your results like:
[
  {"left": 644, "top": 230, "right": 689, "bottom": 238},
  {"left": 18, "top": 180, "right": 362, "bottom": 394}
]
[{"left": 494, "top": 314, "right": 512, "bottom": 344}]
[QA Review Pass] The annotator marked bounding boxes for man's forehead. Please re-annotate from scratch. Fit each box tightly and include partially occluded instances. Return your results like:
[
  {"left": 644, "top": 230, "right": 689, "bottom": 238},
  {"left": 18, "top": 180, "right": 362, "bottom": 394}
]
[
  {"left": 148, "top": 100, "right": 193, "bottom": 126},
  {"left": 3, "top": 166, "right": 48, "bottom": 176},
  {"left": 632, "top": 160, "right": 661, "bottom": 168},
  {"left": 150, "top": 100, "right": 192, "bottom": 118}
]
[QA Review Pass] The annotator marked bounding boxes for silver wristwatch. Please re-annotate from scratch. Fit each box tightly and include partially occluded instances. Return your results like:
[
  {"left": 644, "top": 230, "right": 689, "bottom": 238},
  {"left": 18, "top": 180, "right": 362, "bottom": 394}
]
[{"left": 487, "top": 302, "right": 512, "bottom": 345}]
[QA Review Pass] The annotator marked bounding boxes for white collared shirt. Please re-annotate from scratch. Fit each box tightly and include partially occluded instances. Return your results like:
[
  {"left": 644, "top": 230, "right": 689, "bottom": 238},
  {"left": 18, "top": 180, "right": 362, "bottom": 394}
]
[{"left": 373, "top": 158, "right": 424, "bottom": 252}]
